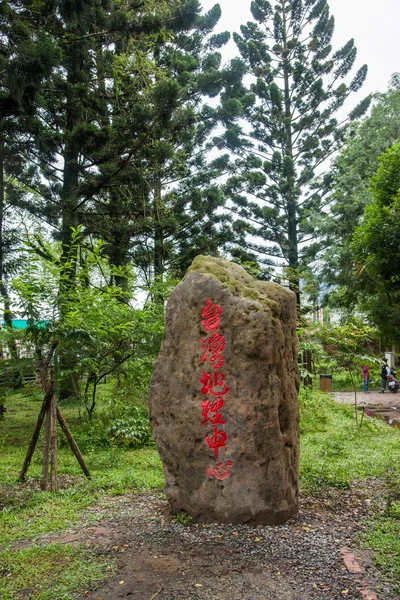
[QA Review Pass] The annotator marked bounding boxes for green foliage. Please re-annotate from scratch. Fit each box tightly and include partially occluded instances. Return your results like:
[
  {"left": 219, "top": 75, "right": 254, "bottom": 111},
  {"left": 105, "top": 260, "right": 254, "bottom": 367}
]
[
  {"left": 321, "top": 80, "right": 400, "bottom": 312},
  {"left": 0, "top": 357, "right": 35, "bottom": 392},
  {"left": 1, "top": 380, "right": 400, "bottom": 597},
  {"left": 107, "top": 392, "right": 154, "bottom": 449},
  {"left": 109, "top": 410, "right": 154, "bottom": 449},
  {"left": 370, "top": 141, "right": 400, "bottom": 205},
  {"left": 300, "top": 320, "right": 380, "bottom": 380},
  {"left": 319, "top": 321, "right": 376, "bottom": 361},
  {"left": 301, "top": 384, "right": 400, "bottom": 589},
  {"left": 362, "top": 517, "right": 400, "bottom": 596},
  {"left": 382, "top": 465, "right": 400, "bottom": 518},
  {"left": 298, "top": 332, "right": 330, "bottom": 379},
  {"left": 173, "top": 512, "right": 193, "bottom": 525},
  {"left": 351, "top": 142, "right": 400, "bottom": 345},
  {"left": 9, "top": 233, "right": 166, "bottom": 416},
  {"left": 0, "top": 389, "right": 164, "bottom": 533},
  {"left": 0, "top": 0, "right": 235, "bottom": 291}
]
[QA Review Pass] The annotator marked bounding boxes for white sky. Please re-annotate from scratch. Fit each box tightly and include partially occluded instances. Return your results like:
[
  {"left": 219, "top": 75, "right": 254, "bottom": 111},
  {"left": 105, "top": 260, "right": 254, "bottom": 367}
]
[{"left": 201, "top": 0, "right": 400, "bottom": 101}]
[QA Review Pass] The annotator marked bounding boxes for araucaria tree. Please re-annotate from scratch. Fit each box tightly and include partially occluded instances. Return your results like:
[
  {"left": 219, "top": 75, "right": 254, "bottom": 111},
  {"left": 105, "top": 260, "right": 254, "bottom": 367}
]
[{"left": 222, "top": 0, "right": 370, "bottom": 301}]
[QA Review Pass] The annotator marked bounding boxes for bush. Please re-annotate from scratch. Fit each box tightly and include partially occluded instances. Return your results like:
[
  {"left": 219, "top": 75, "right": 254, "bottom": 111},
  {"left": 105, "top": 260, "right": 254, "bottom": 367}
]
[
  {"left": 107, "top": 394, "right": 154, "bottom": 448},
  {"left": 0, "top": 358, "right": 36, "bottom": 391},
  {"left": 109, "top": 407, "right": 154, "bottom": 448}
]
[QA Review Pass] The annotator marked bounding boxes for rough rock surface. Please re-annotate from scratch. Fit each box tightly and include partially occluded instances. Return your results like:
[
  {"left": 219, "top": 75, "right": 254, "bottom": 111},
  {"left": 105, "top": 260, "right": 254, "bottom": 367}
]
[{"left": 149, "top": 256, "right": 300, "bottom": 525}]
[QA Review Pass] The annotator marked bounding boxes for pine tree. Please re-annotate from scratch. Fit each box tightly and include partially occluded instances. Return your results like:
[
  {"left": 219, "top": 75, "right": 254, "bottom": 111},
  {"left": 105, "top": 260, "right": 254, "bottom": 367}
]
[
  {"left": 133, "top": 5, "right": 236, "bottom": 282},
  {"left": 85, "top": 3, "right": 238, "bottom": 288},
  {"left": 220, "top": 0, "right": 370, "bottom": 302}
]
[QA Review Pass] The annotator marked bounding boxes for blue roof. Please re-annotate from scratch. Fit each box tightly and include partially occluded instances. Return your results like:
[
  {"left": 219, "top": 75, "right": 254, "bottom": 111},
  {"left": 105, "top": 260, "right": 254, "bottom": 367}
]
[{"left": 2, "top": 320, "right": 48, "bottom": 330}]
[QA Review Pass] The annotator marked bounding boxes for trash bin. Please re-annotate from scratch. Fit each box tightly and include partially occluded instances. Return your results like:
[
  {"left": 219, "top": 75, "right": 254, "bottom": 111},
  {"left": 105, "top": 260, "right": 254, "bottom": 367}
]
[{"left": 319, "top": 374, "right": 332, "bottom": 393}]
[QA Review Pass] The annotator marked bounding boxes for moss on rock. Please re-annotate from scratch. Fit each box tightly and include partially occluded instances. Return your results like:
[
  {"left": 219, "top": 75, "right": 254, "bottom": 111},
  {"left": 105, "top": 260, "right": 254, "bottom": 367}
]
[{"left": 186, "top": 255, "right": 293, "bottom": 319}]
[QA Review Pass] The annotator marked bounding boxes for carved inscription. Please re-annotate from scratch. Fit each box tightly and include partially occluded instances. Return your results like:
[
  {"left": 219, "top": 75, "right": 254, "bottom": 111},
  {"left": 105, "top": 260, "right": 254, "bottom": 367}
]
[{"left": 200, "top": 298, "right": 232, "bottom": 480}]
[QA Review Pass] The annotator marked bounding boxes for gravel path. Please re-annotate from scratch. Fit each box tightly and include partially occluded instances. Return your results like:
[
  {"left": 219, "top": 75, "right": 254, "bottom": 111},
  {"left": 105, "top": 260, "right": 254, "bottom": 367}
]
[{"left": 75, "top": 487, "right": 395, "bottom": 600}]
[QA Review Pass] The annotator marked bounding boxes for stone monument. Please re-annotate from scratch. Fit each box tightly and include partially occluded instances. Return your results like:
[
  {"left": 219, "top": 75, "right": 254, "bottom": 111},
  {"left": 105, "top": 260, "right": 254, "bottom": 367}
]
[{"left": 148, "top": 256, "right": 300, "bottom": 525}]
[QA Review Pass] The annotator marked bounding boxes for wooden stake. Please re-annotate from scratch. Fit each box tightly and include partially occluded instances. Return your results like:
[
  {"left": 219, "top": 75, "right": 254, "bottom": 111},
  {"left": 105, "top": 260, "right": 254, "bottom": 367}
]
[
  {"left": 19, "top": 383, "right": 90, "bottom": 486},
  {"left": 57, "top": 407, "right": 91, "bottom": 478},
  {"left": 41, "top": 400, "right": 51, "bottom": 491},
  {"left": 50, "top": 392, "right": 58, "bottom": 492},
  {"left": 19, "top": 386, "right": 54, "bottom": 482}
]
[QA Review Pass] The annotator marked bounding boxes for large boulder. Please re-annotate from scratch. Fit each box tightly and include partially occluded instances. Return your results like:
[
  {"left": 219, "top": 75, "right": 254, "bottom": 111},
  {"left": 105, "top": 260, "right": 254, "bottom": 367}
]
[{"left": 149, "top": 256, "right": 300, "bottom": 525}]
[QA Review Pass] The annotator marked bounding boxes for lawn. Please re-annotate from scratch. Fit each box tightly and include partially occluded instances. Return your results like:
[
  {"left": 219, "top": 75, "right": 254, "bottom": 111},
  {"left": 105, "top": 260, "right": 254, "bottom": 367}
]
[{"left": 0, "top": 385, "right": 163, "bottom": 600}]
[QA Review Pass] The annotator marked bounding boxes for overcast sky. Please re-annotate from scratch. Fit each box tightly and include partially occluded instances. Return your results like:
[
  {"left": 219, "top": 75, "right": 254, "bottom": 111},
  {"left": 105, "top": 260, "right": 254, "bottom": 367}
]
[{"left": 201, "top": 0, "right": 400, "bottom": 100}]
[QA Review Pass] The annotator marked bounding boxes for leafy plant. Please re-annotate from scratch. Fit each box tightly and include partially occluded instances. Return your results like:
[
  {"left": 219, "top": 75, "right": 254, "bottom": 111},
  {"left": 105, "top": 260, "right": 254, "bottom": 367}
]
[
  {"left": 219, "top": 0, "right": 370, "bottom": 300},
  {"left": 314, "top": 320, "right": 380, "bottom": 425},
  {"left": 351, "top": 142, "right": 400, "bottom": 346},
  {"left": 108, "top": 405, "right": 154, "bottom": 449}
]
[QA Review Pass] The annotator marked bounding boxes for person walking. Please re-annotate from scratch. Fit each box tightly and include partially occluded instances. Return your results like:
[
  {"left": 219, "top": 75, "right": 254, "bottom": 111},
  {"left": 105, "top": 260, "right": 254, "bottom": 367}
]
[
  {"left": 379, "top": 358, "right": 391, "bottom": 393},
  {"left": 362, "top": 364, "right": 370, "bottom": 393}
]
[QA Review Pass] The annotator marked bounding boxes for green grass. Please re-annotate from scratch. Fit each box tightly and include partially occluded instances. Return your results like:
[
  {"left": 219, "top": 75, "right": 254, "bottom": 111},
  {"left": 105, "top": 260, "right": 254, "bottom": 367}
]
[
  {"left": 363, "top": 517, "right": 400, "bottom": 596},
  {"left": 0, "top": 544, "right": 115, "bottom": 600},
  {"left": 0, "top": 387, "right": 163, "bottom": 598},
  {"left": 300, "top": 387, "right": 400, "bottom": 491},
  {"left": 0, "top": 391, "right": 164, "bottom": 546}
]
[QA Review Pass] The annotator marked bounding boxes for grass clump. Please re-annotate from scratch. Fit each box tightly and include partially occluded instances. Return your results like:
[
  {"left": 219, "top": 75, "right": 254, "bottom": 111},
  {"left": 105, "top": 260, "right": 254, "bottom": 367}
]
[{"left": 362, "top": 517, "right": 400, "bottom": 596}]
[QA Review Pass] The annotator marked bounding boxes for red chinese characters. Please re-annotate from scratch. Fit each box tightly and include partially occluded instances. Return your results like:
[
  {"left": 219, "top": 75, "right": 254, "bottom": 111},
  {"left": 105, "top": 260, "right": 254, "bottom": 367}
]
[
  {"left": 207, "top": 461, "right": 233, "bottom": 480},
  {"left": 205, "top": 425, "right": 227, "bottom": 459},
  {"left": 200, "top": 331, "right": 225, "bottom": 369},
  {"left": 201, "top": 298, "right": 223, "bottom": 331},
  {"left": 200, "top": 371, "right": 229, "bottom": 396},
  {"left": 200, "top": 298, "right": 233, "bottom": 479},
  {"left": 201, "top": 398, "right": 226, "bottom": 425}
]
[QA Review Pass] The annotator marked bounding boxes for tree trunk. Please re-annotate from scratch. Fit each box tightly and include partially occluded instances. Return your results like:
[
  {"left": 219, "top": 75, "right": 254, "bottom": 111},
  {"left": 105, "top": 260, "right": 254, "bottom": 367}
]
[
  {"left": 0, "top": 135, "right": 22, "bottom": 390},
  {"left": 107, "top": 198, "right": 130, "bottom": 292},
  {"left": 58, "top": 52, "right": 80, "bottom": 400},
  {"left": 41, "top": 400, "right": 51, "bottom": 491},
  {"left": 153, "top": 171, "right": 166, "bottom": 306},
  {"left": 49, "top": 391, "right": 58, "bottom": 492},
  {"left": 154, "top": 174, "right": 165, "bottom": 279},
  {"left": 282, "top": 2, "right": 300, "bottom": 307},
  {"left": 57, "top": 406, "right": 91, "bottom": 478}
]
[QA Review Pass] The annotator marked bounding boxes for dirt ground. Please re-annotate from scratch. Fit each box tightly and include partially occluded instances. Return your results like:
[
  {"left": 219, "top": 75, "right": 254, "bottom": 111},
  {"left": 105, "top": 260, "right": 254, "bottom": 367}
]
[{"left": 38, "top": 484, "right": 393, "bottom": 600}]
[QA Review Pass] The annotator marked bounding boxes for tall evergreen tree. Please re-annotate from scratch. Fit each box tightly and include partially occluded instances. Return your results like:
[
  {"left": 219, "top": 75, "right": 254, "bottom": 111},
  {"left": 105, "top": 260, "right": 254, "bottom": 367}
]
[
  {"left": 0, "top": 1, "right": 59, "bottom": 356},
  {"left": 218, "top": 0, "right": 370, "bottom": 302},
  {"left": 84, "top": 3, "right": 241, "bottom": 288},
  {"left": 6, "top": 1, "right": 201, "bottom": 274},
  {"left": 3, "top": 0, "right": 207, "bottom": 394}
]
